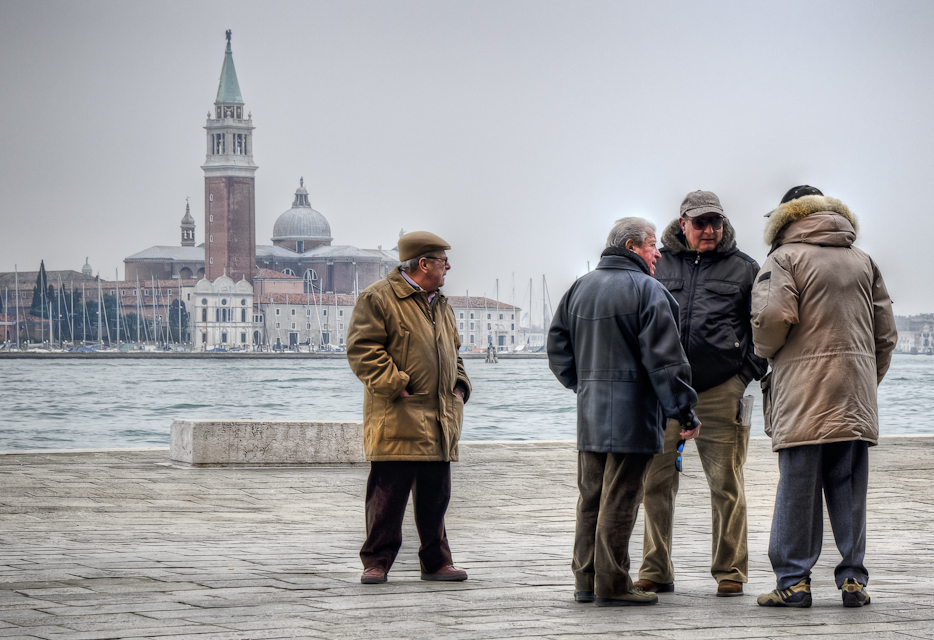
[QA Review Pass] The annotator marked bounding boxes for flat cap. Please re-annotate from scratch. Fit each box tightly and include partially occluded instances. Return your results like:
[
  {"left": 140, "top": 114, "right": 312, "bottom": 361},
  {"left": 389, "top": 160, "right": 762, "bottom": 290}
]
[
  {"left": 680, "top": 190, "right": 724, "bottom": 218},
  {"left": 398, "top": 231, "right": 451, "bottom": 261}
]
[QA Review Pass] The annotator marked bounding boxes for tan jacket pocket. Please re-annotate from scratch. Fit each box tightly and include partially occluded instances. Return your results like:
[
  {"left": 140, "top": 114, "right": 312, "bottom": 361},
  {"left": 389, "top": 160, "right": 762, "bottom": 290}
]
[{"left": 383, "top": 394, "right": 429, "bottom": 441}]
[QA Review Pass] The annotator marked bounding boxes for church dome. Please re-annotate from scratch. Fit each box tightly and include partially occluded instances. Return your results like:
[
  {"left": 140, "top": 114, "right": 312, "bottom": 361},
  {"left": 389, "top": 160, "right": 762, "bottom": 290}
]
[{"left": 271, "top": 180, "right": 332, "bottom": 244}]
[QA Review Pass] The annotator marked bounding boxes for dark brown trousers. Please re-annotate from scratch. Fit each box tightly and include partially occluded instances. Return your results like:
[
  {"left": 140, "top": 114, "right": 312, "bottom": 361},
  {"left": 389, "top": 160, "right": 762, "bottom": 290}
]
[
  {"left": 360, "top": 461, "right": 454, "bottom": 573},
  {"left": 573, "top": 451, "right": 652, "bottom": 598}
]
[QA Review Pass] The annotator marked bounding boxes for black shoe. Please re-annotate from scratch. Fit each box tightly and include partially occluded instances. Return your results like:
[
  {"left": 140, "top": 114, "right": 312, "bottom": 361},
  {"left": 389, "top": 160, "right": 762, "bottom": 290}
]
[
  {"left": 574, "top": 591, "right": 595, "bottom": 603},
  {"left": 841, "top": 578, "right": 870, "bottom": 607},
  {"left": 757, "top": 578, "right": 811, "bottom": 608}
]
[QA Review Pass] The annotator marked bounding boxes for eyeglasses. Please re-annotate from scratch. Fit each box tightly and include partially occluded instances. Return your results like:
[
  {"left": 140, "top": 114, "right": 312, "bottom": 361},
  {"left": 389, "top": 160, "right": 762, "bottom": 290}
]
[
  {"left": 675, "top": 439, "right": 685, "bottom": 473},
  {"left": 422, "top": 256, "right": 449, "bottom": 266},
  {"left": 689, "top": 216, "right": 724, "bottom": 231}
]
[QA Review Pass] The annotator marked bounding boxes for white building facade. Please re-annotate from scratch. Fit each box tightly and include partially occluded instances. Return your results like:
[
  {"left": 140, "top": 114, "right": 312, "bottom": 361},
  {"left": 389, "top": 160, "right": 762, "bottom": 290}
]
[{"left": 192, "top": 275, "right": 256, "bottom": 350}]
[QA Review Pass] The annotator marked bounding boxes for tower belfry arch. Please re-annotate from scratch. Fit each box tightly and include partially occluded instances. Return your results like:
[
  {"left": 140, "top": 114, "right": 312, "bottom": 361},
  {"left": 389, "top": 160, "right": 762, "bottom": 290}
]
[{"left": 202, "top": 30, "right": 257, "bottom": 283}]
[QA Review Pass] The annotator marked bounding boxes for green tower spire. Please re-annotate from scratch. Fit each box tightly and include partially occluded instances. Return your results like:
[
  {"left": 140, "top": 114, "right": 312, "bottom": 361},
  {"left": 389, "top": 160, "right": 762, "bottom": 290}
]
[{"left": 215, "top": 30, "right": 243, "bottom": 105}]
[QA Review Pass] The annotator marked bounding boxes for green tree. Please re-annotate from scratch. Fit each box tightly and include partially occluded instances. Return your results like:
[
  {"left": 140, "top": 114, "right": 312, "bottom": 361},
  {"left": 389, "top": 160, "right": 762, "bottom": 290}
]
[
  {"left": 30, "top": 260, "right": 49, "bottom": 318},
  {"left": 167, "top": 299, "right": 189, "bottom": 343}
]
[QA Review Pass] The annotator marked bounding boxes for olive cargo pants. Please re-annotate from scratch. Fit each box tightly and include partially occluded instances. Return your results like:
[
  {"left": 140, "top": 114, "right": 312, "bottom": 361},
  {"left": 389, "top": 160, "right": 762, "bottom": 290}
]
[
  {"left": 573, "top": 451, "right": 652, "bottom": 598},
  {"left": 639, "top": 375, "right": 750, "bottom": 585}
]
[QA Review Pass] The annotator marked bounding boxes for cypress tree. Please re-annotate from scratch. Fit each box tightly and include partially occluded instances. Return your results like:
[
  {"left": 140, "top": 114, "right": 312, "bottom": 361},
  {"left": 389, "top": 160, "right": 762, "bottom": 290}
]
[{"left": 30, "top": 260, "right": 48, "bottom": 317}]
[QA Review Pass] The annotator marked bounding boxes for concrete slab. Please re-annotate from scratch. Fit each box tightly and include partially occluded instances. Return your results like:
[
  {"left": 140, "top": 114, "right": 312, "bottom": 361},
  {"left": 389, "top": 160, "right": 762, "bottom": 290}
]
[
  {"left": 169, "top": 420, "right": 366, "bottom": 466},
  {"left": 1, "top": 437, "right": 933, "bottom": 639}
]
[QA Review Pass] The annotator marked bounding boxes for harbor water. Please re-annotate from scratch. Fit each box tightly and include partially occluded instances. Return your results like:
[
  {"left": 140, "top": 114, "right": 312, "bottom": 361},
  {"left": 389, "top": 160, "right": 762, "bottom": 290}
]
[{"left": 0, "top": 354, "right": 931, "bottom": 451}]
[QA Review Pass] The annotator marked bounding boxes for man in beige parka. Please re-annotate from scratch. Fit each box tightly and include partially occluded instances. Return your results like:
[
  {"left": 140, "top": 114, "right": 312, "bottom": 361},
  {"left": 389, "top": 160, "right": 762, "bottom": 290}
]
[
  {"left": 751, "top": 186, "right": 897, "bottom": 608},
  {"left": 347, "top": 231, "right": 471, "bottom": 585}
]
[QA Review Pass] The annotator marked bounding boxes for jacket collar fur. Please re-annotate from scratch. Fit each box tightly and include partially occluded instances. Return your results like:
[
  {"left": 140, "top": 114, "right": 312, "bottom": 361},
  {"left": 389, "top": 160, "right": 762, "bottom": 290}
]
[
  {"left": 661, "top": 218, "right": 737, "bottom": 256},
  {"left": 764, "top": 195, "right": 858, "bottom": 249}
]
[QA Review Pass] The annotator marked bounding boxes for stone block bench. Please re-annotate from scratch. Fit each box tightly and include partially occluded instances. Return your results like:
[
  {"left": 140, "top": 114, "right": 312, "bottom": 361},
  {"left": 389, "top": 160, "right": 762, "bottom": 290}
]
[{"left": 170, "top": 420, "right": 366, "bottom": 466}]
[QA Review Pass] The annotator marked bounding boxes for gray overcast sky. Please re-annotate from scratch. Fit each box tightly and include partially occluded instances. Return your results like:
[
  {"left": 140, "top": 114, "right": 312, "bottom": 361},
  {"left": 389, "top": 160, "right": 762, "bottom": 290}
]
[{"left": 1, "top": 0, "right": 932, "bottom": 316}]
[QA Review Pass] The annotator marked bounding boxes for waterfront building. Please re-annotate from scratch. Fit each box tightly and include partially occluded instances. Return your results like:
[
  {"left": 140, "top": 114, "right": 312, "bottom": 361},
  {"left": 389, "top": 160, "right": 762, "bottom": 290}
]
[
  {"left": 895, "top": 314, "right": 934, "bottom": 354},
  {"left": 446, "top": 297, "right": 520, "bottom": 350},
  {"left": 257, "top": 292, "right": 355, "bottom": 350},
  {"left": 192, "top": 274, "right": 255, "bottom": 350}
]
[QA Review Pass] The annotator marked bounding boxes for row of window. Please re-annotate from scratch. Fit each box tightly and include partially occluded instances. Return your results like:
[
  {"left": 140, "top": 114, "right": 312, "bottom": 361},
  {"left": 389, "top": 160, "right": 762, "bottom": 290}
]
[
  {"left": 274, "top": 307, "right": 341, "bottom": 316},
  {"left": 201, "top": 308, "right": 249, "bottom": 323},
  {"left": 275, "top": 322, "right": 344, "bottom": 330},
  {"left": 459, "top": 322, "right": 516, "bottom": 331},
  {"left": 108, "top": 289, "right": 179, "bottom": 297},
  {"left": 199, "top": 298, "right": 248, "bottom": 306},
  {"left": 459, "top": 334, "right": 516, "bottom": 345},
  {"left": 458, "top": 312, "right": 515, "bottom": 320}
]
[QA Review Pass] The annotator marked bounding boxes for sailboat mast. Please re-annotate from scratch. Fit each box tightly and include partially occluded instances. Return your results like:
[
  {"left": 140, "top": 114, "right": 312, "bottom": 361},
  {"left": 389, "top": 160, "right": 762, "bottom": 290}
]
[
  {"left": 69, "top": 279, "right": 75, "bottom": 345},
  {"left": 542, "top": 275, "right": 547, "bottom": 340},
  {"left": 39, "top": 268, "right": 46, "bottom": 346},
  {"left": 14, "top": 265, "right": 20, "bottom": 350}
]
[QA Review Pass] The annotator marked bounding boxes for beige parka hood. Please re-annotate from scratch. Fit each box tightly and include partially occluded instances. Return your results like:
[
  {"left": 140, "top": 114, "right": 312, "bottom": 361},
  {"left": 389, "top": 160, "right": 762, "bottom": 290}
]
[{"left": 751, "top": 195, "right": 897, "bottom": 451}]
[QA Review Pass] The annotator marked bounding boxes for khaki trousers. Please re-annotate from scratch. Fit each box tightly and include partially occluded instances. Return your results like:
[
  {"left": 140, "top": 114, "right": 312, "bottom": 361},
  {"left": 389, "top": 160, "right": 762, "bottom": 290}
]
[
  {"left": 639, "top": 374, "right": 750, "bottom": 584},
  {"left": 573, "top": 451, "right": 652, "bottom": 598}
]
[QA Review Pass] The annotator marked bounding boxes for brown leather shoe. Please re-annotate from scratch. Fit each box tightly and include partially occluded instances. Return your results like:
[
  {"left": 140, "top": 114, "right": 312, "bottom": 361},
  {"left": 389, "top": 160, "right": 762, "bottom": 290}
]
[
  {"left": 361, "top": 567, "right": 388, "bottom": 584},
  {"left": 717, "top": 579, "right": 744, "bottom": 597},
  {"left": 633, "top": 579, "right": 674, "bottom": 593},
  {"left": 421, "top": 565, "right": 468, "bottom": 581}
]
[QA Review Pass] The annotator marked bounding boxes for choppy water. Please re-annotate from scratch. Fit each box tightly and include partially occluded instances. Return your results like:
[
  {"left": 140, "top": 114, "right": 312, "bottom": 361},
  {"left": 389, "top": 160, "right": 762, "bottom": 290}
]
[{"left": 0, "top": 354, "right": 931, "bottom": 450}]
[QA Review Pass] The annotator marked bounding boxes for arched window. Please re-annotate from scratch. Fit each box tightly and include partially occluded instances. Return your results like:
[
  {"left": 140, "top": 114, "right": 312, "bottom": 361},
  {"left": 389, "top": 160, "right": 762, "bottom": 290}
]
[
  {"left": 303, "top": 269, "right": 318, "bottom": 293},
  {"left": 282, "top": 268, "right": 295, "bottom": 276}
]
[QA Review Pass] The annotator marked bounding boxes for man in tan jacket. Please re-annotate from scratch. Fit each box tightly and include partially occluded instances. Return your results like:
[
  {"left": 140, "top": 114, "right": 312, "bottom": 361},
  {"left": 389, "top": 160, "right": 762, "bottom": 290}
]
[
  {"left": 751, "top": 186, "right": 897, "bottom": 608},
  {"left": 347, "top": 231, "right": 471, "bottom": 585}
]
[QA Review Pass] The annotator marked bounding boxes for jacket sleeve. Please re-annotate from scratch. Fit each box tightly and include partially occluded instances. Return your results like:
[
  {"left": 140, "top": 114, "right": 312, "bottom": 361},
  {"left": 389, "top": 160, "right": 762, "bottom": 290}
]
[
  {"left": 751, "top": 253, "right": 798, "bottom": 359},
  {"left": 638, "top": 284, "right": 698, "bottom": 423},
  {"left": 547, "top": 289, "right": 577, "bottom": 392},
  {"left": 346, "top": 291, "right": 410, "bottom": 398},
  {"left": 739, "top": 260, "right": 768, "bottom": 385},
  {"left": 451, "top": 318, "right": 472, "bottom": 402},
  {"left": 870, "top": 258, "right": 897, "bottom": 384}
]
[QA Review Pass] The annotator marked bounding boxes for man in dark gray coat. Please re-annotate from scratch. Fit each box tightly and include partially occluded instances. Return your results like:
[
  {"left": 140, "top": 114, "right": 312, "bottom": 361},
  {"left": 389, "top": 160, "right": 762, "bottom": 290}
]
[{"left": 548, "top": 217, "right": 700, "bottom": 607}]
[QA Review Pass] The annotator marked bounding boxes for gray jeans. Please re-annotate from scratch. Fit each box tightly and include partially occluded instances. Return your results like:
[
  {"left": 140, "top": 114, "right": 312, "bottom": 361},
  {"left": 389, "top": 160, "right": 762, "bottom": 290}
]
[{"left": 769, "top": 440, "right": 869, "bottom": 589}]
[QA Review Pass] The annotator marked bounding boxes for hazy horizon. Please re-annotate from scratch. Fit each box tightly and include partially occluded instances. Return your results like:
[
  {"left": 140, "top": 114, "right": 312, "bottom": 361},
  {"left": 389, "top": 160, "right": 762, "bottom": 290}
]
[{"left": 2, "top": 0, "right": 933, "bottom": 315}]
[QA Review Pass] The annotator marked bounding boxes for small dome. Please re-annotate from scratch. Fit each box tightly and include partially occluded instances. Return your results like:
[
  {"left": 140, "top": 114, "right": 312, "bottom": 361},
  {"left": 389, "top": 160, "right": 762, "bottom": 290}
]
[
  {"left": 271, "top": 181, "right": 332, "bottom": 243},
  {"left": 181, "top": 201, "right": 195, "bottom": 226},
  {"left": 82, "top": 257, "right": 92, "bottom": 276}
]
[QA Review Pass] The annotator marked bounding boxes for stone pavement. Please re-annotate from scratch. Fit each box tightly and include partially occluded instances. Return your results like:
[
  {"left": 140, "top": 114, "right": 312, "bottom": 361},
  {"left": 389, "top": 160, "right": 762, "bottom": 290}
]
[{"left": 2, "top": 437, "right": 934, "bottom": 639}]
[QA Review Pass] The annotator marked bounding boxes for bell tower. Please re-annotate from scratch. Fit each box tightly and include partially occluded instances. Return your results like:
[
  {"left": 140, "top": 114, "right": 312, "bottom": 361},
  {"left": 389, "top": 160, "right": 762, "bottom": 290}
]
[
  {"left": 202, "top": 30, "right": 257, "bottom": 283},
  {"left": 180, "top": 199, "right": 195, "bottom": 247}
]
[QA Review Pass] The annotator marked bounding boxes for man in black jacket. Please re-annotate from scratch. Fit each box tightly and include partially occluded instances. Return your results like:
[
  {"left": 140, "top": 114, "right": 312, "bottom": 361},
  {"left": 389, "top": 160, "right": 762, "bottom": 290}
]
[
  {"left": 548, "top": 217, "right": 700, "bottom": 607},
  {"left": 635, "top": 191, "right": 767, "bottom": 598}
]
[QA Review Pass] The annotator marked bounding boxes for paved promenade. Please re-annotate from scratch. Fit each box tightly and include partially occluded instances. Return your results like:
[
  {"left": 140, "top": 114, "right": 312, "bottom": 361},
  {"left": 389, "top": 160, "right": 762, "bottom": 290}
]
[{"left": 2, "top": 437, "right": 933, "bottom": 639}]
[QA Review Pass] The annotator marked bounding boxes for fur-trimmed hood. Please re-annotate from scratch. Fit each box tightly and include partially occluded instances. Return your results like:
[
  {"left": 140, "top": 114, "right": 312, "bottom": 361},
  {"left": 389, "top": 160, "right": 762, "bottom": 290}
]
[
  {"left": 661, "top": 217, "right": 737, "bottom": 255},
  {"left": 764, "top": 195, "right": 858, "bottom": 247}
]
